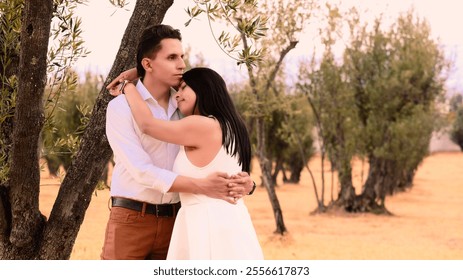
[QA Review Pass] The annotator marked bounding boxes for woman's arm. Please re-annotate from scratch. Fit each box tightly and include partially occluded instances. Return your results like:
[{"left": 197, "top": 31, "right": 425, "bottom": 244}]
[
  {"left": 121, "top": 82, "right": 216, "bottom": 147},
  {"left": 106, "top": 68, "right": 138, "bottom": 90}
]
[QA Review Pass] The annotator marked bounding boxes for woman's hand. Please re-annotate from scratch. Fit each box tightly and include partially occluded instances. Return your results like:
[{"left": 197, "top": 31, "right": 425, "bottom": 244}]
[
  {"left": 228, "top": 172, "right": 254, "bottom": 198},
  {"left": 106, "top": 68, "right": 138, "bottom": 95},
  {"left": 108, "top": 80, "right": 131, "bottom": 97}
]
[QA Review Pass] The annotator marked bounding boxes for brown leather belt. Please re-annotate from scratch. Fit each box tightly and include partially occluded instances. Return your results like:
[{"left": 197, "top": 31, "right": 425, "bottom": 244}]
[{"left": 111, "top": 197, "right": 180, "bottom": 217}]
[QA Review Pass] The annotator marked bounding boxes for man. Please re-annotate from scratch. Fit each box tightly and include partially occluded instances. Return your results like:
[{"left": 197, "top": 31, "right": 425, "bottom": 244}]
[{"left": 102, "top": 24, "right": 254, "bottom": 260}]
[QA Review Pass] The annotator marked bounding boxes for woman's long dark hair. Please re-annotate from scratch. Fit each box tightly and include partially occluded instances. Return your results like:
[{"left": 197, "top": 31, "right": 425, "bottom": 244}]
[{"left": 182, "top": 67, "right": 251, "bottom": 172}]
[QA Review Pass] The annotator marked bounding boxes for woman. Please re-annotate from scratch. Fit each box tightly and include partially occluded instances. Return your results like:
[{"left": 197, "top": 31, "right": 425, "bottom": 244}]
[{"left": 112, "top": 67, "right": 263, "bottom": 260}]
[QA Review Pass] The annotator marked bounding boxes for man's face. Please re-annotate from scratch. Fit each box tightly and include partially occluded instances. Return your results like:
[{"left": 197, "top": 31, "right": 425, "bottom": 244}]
[{"left": 144, "top": 38, "right": 185, "bottom": 88}]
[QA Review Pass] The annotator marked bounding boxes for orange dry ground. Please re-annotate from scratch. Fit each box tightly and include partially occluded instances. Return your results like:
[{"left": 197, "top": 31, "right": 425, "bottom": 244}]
[{"left": 38, "top": 152, "right": 463, "bottom": 260}]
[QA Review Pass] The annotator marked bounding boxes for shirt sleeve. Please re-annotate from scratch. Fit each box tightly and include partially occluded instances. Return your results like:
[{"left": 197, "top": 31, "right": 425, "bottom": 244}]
[{"left": 106, "top": 97, "right": 178, "bottom": 193}]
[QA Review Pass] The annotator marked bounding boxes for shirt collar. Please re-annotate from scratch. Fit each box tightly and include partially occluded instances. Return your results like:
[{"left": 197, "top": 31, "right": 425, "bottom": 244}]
[
  {"left": 135, "top": 80, "right": 155, "bottom": 102},
  {"left": 135, "top": 81, "right": 179, "bottom": 115},
  {"left": 168, "top": 87, "right": 178, "bottom": 111}
]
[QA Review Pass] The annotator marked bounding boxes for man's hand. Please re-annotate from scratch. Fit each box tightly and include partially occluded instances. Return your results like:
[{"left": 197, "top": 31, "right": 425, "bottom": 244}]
[
  {"left": 228, "top": 172, "right": 254, "bottom": 198},
  {"left": 195, "top": 172, "right": 237, "bottom": 204},
  {"left": 171, "top": 172, "right": 254, "bottom": 205}
]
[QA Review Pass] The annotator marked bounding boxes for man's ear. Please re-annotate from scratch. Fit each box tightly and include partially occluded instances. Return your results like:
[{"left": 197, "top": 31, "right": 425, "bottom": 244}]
[{"left": 141, "top": 58, "right": 152, "bottom": 72}]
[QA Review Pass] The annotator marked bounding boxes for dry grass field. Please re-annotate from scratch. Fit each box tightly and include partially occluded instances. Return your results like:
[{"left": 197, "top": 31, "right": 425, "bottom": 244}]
[{"left": 38, "top": 152, "right": 463, "bottom": 260}]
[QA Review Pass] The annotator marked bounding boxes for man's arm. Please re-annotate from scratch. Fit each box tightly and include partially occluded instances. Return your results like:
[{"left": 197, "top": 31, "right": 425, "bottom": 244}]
[
  {"left": 106, "top": 97, "right": 178, "bottom": 193},
  {"left": 170, "top": 171, "right": 254, "bottom": 204},
  {"left": 170, "top": 173, "right": 232, "bottom": 202}
]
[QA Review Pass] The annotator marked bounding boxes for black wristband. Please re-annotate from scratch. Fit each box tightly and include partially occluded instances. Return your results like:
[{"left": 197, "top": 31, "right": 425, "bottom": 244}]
[{"left": 248, "top": 181, "right": 257, "bottom": 195}]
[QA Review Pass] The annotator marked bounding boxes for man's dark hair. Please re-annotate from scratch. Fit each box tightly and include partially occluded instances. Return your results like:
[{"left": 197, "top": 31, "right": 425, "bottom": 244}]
[{"left": 136, "top": 24, "right": 182, "bottom": 77}]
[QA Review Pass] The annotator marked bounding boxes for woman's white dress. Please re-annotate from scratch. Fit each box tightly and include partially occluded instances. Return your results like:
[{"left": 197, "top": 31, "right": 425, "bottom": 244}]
[{"left": 166, "top": 146, "right": 264, "bottom": 260}]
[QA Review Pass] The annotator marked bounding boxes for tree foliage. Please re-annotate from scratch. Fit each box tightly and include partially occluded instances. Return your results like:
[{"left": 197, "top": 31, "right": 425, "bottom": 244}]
[
  {"left": 0, "top": 0, "right": 22, "bottom": 185},
  {"left": 348, "top": 8, "right": 448, "bottom": 208},
  {"left": 298, "top": 5, "right": 449, "bottom": 214},
  {"left": 42, "top": 71, "right": 101, "bottom": 177},
  {"left": 298, "top": 4, "right": 359, "bottom": 212},
  {"left": 450, "top": 106, "right": 463, "bottom": 151},
  {"left": 186, "top": 0, "right": 267, "bottom": 67}
]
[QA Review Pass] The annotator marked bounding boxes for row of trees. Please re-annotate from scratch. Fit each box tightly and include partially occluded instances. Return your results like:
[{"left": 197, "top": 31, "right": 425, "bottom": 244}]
[
  {"left": 228, "top": 3, "right": 450, "bottom": 221},
  {"left": 0, "top": 0, "right": 456, "bottom": 259},
  {"left": 450, "top": 94, "right": 463, "bottom": 149},
  {"left": 296, "top": 6, "right": 449, "bottom": 214}
]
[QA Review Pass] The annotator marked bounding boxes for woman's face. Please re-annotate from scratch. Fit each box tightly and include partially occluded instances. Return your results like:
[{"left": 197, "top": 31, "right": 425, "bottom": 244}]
[{"left": 175, "top": 81, "right": 197, "bottom": 116}]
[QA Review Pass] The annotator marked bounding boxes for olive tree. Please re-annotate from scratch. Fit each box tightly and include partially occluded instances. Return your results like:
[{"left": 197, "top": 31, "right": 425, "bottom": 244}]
[{"left": 298, "top": 6, "right": 449, "bottom": 214}]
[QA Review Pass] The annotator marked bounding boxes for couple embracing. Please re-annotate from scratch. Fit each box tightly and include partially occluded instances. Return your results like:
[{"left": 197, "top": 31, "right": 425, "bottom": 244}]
[{"left": 101, "top": 24, "right": 263, "bottom": 260}]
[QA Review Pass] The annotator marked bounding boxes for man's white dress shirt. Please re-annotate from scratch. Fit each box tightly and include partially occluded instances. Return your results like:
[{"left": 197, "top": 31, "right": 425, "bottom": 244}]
[{"left": 106, "top": 81, "right": 181, "bottom": 204}]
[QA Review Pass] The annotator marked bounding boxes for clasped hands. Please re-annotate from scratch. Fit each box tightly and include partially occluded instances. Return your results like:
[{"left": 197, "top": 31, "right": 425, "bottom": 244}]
[{"left": 205, "top": 172, "right": 254, "bottom": 205}]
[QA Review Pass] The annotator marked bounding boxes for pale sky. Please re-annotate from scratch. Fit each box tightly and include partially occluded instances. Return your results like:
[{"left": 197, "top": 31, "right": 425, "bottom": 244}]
[{"left": 75, "top": 0, "right": 463, "bottom": 91}]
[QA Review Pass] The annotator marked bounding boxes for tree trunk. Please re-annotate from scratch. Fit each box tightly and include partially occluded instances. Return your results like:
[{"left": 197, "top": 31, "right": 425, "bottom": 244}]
[
  {"left": 3, "top": 0, "right": 53, "bottom": 259},
  {"left": 287, "top": 153, "right": 303, "bottom": 183},
  {"left": 271, "top": 156, "right": 283, "bottom": 186},
  {"left": 256, "top": 119, "right": 286, "bottom": 234},
  {"left": 394, "top": 167, "right": 415, "bottom": 193},
  {"left": 358, "top": 156, "right": 391, "bottom": 214},
  {"left": 331, "top": 155, "right": 356, "bottom": 211},
  {"left": 1, "top": 0, "right": 174, "bottom": 260},
  {"left": 43, "top": 156, "right": 61, "bottom": 177},
  {"left": 240, "top": 33, "right": 289, "bottom": 235},
  {"left": 324, "top": 128, "right": 356, "bottom": 213},
  {"left": 37, "top": 0, "right": 174, "bottom": 260}
]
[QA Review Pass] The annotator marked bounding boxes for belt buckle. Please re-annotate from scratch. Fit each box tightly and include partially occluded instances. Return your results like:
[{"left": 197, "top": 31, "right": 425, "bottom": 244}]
[
  {"left": 155, "top": 204, "right": 175, "bottom": 217},
  {"left": 155, "top": 204, "right": 161, "bottom": 217}
]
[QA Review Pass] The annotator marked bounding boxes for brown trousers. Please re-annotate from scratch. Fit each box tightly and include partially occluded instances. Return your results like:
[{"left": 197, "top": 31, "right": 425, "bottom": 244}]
[{"left": 100, "top": 206, "right": 176, "bottom": 260}]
